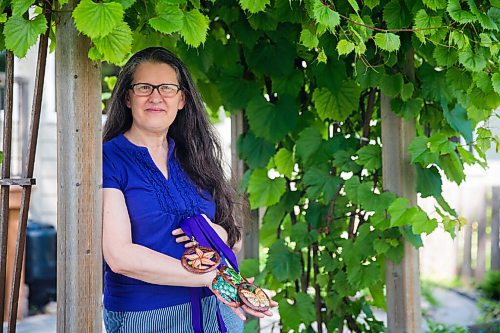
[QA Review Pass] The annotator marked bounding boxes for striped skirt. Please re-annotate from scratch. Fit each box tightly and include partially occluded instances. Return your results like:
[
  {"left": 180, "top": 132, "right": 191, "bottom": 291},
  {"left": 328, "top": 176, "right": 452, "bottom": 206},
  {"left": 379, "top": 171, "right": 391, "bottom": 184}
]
[{"left": 104, "top": 295, "right": 244, "bottom": 333}]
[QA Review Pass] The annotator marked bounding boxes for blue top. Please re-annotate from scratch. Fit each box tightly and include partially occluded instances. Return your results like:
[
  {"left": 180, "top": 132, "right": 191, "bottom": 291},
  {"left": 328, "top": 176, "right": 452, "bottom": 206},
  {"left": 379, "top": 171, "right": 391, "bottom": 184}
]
[{"left": 102, "top": 133, "right": 216, "bottom": 311}]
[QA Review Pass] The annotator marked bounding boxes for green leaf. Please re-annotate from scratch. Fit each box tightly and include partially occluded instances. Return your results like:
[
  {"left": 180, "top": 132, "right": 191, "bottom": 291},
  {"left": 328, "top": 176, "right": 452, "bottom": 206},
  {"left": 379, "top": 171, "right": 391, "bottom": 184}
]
[
  {"left": 458, "top": 47, "right": 487, "bottom": 72},
  {"left": 295, "top": 127, "right": 323, "bottom": 163},
  {"left": 409, "top": 136, "right": 436, "bottom": 165},
  {"left": 337, "top": 39, "right": 355, "bottom": 56},
  {"left": 300, "top": 28, "right": 319, "bottom": 49},
  {"left": 347, "top": 0, "right": 360, "bottom": 12},
  {"left": 401, "top": 83, "right": 414, "bottom": 101},
  {"left": 373, "top": 33, "right": 400, "bottom": 52},
  {"left": 423, "top": 0, "right": 447, "bottom": 10},
  {"left": 492, "top": 73, "right": 500, "bottom": 95},
  {"left": 380, "top": 73, "right": 403, "bottom": 97},
  {"left": 246, "top": 95, "right": 298, "bottom": 143},
  {"left": 416, "top": 164, "right": 442, "bottom": 198},
  {"left": 411, "top": 210, "right": 437, "bottom": 235},
  {"left": 266, "top": 240, "right": 302, "bottom": 282},
  {"left": 388, "top": 197, "right": 410, "bottom": 227},
  {"left": 239, "top": 0, "right": 270, "bottom": 13},
  {"left": 383, "top": 0, "right": 412, "bottom": 29},
  {"left": 446, "top": 67, "right": 472, "bottom": 92},
  {"left": 247, "top": 169, "right": 286, "bottom": 208},
  {"left": 414, "top": 9, "right": 442, "bottom": 42},
  {"left": 274, "top": 148, "right": 294, "bottom": 178},
  {"left": 355, "top": 145, "right": 381, "bottom": 171},
  {"left": 439, "top": 151, "right": 465, "bottom": 184},
  {"left": 447, "top": 0, "right": 477, "bottom": 24},
  {"left": 72, "top": 0, "right": 123, "bottom": 39},
  {"left": 12, "top": 0, "right": 34, "bottom": 16},
  {"left": 400, "top": 225, "right": 423, "bottom": 248},
  {"left": 303, "top": 167, "right": 342, "bottom": 201},
  {"left": 433, "top": 45, "right": 458, "bottom": 67},
  {"left": 4, "top": 15, "right": 47, "bottom": 58},
  {"left": 312, "top": 0, "right": 340, "bottom": 31},
  {"left": 180, "top": 9, "right": 209, "bottom": 47},
  {"left": 148, "top": 4, "right": 184, "bottom": 34},
  {"left": 94, "top": 22, "right": 132, "bottom": 64},
  {"left": 365, "top": 0, "right": 379, "bottom": 9},
  {"left": 237, "top": 132, "right": 275, "bottom": 169},
  {"left": 428, "top": 133, "right": 456, "bottom": 155},
  {"left": 441, "top": 101, "right": 473, "bottom": 143},
  {"left": 313, "top": 81, "right": 361, "bottom": 122},
  {"left": 279, "top": 293, "right": 316, "bottom": 330}
]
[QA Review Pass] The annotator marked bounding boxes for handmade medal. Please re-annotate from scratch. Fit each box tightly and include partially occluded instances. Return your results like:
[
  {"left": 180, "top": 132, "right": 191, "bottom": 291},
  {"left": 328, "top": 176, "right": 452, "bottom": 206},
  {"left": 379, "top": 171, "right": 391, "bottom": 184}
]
[
  {"left": 181, "top": 243, "right": 220, "bottom": 274},
  {"left": 211, "top": 265, "right": 243, "bottom": 307},
  {"left": 238, "top": 282, "right": 271, "bottom": 312}
]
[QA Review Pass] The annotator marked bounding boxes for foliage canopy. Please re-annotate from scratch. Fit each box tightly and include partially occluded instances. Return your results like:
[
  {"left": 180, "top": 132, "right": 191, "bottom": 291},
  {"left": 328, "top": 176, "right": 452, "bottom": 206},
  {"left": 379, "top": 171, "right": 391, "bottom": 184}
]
[{"left": 1, "top": 0, "right": 499, "bottom": 331}]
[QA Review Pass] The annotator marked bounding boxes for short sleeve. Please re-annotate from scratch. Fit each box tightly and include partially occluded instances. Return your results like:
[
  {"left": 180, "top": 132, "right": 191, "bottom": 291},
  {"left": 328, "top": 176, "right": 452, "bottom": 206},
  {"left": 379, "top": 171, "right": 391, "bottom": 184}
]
[{"left": 103, "top": 150, "right": 122, "bottom": 189}]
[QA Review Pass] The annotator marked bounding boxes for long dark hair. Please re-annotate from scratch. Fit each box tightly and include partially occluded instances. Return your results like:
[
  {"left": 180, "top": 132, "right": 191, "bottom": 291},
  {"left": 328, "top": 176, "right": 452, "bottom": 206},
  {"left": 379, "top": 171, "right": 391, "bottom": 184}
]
[{"left": 103, "top": 47, "right": 241, "bottom": 247}]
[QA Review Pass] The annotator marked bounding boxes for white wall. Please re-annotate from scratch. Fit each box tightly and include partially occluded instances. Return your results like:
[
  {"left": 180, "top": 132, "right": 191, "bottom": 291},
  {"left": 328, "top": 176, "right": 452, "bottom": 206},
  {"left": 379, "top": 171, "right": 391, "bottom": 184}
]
[{"left": 15, "top": 44, "right": 57, "bottom": 227}]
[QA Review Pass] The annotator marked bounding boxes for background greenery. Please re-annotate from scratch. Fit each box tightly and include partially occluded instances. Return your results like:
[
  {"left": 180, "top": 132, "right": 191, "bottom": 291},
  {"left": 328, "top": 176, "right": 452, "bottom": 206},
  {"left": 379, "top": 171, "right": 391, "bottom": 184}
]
[{"left": 1, "top": 0, "right": 499, "bottom": 331}]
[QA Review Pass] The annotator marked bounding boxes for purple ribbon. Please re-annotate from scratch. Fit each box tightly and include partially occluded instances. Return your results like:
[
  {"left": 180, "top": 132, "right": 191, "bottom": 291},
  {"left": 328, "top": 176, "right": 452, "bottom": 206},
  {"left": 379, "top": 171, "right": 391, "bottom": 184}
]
[{"left": 180, "top": 214, "right": 237, "bottom": 333}]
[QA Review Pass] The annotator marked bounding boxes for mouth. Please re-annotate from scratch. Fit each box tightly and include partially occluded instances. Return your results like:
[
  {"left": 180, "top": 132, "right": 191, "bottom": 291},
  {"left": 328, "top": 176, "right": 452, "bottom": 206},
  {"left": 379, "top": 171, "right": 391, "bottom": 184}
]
[{"left": 145, "top": 107, "right": 165, "bottom": 113}]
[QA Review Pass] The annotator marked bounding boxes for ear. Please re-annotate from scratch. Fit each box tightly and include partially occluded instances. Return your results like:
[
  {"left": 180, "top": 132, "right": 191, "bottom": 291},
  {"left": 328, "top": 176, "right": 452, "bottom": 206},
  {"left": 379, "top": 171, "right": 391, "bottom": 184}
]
[
  {"left": 125, "top": 92, "right": 131, "bottom": 108},
  {"left": 178, "top": 91, "right": 186, "bottom": 110}
]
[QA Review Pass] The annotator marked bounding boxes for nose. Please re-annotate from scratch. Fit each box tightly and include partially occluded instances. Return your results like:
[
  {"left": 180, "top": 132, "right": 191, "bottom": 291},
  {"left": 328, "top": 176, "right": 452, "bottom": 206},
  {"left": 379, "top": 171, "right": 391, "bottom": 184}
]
[{"left": 148, "top": 87, "right": 162, "bottom": 101}]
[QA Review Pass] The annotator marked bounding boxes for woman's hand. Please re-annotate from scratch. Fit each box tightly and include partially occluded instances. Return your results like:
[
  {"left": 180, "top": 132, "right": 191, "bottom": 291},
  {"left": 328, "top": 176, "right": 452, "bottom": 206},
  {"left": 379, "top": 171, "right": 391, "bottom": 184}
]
[
  {"left": 223, "top": 277, "right": 278, "bottom": 321},
  {"left": 172, "top": 214, "right": 228, "bottom": 247}
]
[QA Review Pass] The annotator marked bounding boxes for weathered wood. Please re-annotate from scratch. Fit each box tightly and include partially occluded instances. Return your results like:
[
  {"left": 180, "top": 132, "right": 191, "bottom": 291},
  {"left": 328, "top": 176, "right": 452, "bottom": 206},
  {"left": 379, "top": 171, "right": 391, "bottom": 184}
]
[
  {"left": 56, "top": 0, "right": 102, "bottom": 331},
  {"left": 231, "top": 112, "right": 259, "bottom": 263},
  {"left": 0, "top": 50, "right": 14, "bottom": 323},
  {"left": 491, "top": 187, "right": 500, "bottom": 271},
  {"left": 381, "top": 94, "right": 422, "bottom": 333},
  {"left": 0, "top": 179, "right": 36, "bottom": 186}
]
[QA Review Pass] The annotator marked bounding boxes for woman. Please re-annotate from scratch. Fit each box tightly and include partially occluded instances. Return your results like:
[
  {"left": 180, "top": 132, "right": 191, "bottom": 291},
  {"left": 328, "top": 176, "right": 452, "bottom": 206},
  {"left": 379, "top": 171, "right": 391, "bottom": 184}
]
[{"left": 102, "top": 47, "right": 273, "bottom": 332}]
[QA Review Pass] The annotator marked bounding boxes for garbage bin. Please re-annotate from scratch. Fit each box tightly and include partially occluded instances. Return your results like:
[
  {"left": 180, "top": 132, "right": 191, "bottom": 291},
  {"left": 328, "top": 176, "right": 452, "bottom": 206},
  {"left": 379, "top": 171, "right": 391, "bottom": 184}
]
[{"left": 25, "top": 221, "right": 57, "bottom": 310}]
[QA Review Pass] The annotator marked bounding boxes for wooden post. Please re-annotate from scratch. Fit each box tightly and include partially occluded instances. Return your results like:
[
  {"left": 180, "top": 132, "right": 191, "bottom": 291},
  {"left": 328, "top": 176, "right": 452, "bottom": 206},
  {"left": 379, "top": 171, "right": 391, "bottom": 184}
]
[
  {"left": 491, "top": 187, "right": 500, "bottom": 271},
  {"left": 475, "top": 191, "right": 486, "bottom": 281},
  {"left": 381, "top": 94, "right": 422, "bottom": 333},
  {"left": 231, "top": 112, "right": 259, "bottom": 262},
  {"left": 55, "top": 0, "right": 102, "bottom": 331}
]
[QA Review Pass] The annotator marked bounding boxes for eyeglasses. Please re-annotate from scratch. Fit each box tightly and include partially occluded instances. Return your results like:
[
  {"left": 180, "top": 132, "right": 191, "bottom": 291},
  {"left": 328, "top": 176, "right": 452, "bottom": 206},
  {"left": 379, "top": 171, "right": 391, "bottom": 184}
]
[{"left": 129, "top": 83, "right": 181, "bottom": 98}]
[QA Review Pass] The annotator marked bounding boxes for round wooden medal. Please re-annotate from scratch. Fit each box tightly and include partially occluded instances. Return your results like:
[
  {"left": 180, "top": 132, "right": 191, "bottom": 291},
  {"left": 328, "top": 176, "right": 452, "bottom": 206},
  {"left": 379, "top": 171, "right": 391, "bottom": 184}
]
[
  {"left": 237, "top": 282, "right": 271, "bottom": 312},
  {"left": 181, "top": 245, "right": 220, "bottom": 274}
]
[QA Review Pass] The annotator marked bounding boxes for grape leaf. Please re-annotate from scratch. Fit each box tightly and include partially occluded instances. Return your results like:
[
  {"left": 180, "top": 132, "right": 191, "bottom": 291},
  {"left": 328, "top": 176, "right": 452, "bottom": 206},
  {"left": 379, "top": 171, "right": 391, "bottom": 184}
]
[
  {"left": 12, "top": 0, "right": 34, "bottom": 16},
  {"left": 94, "top": 22, "right": 132, "bottom": 64},
  {"left": 266, "top": 240, "right": 302, "bottom": 282},
  {"left": 4, "top": 15, "right": 47, "bottom": 58},
  {"left": 373, "top": 33, "right": 400, "bottom": 52},
  {"left": 148, "top": 4, "right": 184, "bottom": 34},
  {"left": 383, "top": 0, "right": 412, "bottom": 29},
  {"left": 237, "top": 132, "right": 275, "bottom": 169},
  {"left": 355, "top": 145, "right": 382, "bottom": 171},
  {"left": 180, "top": 9, "right": 209, "bottom": 47},
  {"left": 337, "top": 39, "right": 355, "bottom": 56},
  {"left": 416, "top": 164, "right": 442, "bottom": 198},
  {"left": 72, "top": 0, "right": 123, "bottom": 39},
  {"left": 303, "top": 167, "right": 342, "bottom": 201},
  {"left": 274, "top": 148, "right": 295, "bottom": 178},
  {"left": 247, "top": 169, "right": 286, "bottom": 208},
  {"left": 278, "top": 293, "right": 316, "bottom": 330},
  {"left": 312, "top": 0, "right": 340, "bottom": 31},
  {"left": 296, "top": 127, "right": 322, "bottom": 163},
  {"left": 458, "top": 47, "right": 487, "bottom": 72},
  {"left": 239, "top": 0, "right": 270, "bottom": 13},
  {"left": 313, "top": 81, "right": 361, "bottom": 122},
  {"left": 300, "top": 28, "right": 319, "bottom": 49},
  {"left": 423, "top": 0, "right": 447, "bottom": 10}
]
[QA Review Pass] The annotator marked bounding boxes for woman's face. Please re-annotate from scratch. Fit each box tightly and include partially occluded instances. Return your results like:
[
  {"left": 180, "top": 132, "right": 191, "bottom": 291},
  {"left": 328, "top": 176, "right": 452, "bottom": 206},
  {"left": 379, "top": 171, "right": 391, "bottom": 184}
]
[{"left": 126, "top": 61, "right": 186, "bottom": 135}]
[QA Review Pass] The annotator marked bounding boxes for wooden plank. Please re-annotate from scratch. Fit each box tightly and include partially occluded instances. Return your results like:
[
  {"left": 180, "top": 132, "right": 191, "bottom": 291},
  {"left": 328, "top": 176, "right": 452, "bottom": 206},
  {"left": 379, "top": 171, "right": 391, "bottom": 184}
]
[
  {"left": 55, "top": 0, "right": 102, "bottom": 331},
  {"left": 491, "top": 187, "right": 500, "bottom": 270},
  {"left": 461, "top": 215, "right": 473, "bottom": 284},
  {"left": 381, "top": 94, "right": 422, "bottom": 333}
]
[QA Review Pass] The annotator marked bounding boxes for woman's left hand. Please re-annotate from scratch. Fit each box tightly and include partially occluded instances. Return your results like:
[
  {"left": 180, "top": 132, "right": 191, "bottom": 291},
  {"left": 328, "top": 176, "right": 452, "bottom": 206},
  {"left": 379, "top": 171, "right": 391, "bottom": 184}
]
[
  {"left": 227, "top": 277, "right": 278, "bottom": 321},
  {"left": 172, "top": 214, "right": 228, "bottom": 247}
]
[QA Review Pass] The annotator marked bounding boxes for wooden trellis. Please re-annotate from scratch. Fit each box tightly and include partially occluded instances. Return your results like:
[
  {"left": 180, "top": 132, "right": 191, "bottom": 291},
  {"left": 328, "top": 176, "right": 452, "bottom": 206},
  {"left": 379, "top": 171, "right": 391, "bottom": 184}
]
[{"left": 0, "top": 2, "right": 52, "bottom": 332}]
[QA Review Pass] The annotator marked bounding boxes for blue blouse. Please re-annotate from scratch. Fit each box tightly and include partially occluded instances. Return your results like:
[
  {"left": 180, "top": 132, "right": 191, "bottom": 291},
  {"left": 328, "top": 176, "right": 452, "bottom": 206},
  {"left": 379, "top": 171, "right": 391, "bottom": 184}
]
[{"left": 102, "top": 133, "right": 216, "bottom": 312}]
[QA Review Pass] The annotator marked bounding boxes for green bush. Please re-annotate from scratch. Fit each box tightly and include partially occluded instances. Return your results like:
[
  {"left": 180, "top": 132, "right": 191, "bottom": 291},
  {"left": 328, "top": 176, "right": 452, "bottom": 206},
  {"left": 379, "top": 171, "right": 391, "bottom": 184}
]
[{"left": 479, "top": 271, "right": 500, "bottom": 301}]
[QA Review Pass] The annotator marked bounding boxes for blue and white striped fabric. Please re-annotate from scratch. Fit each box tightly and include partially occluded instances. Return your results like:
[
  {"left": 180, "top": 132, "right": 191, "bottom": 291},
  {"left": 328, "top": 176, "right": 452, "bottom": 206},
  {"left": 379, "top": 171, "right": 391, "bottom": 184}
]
[{"left": 103, "top": 296, "right": 243, "bottom": 333}]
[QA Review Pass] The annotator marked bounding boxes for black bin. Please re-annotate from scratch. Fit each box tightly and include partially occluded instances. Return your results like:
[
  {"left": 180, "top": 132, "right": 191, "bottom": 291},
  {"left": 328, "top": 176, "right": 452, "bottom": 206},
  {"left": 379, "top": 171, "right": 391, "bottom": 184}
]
[{"left": 26, "top": 221, "right": 57, "bottom": 309}]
